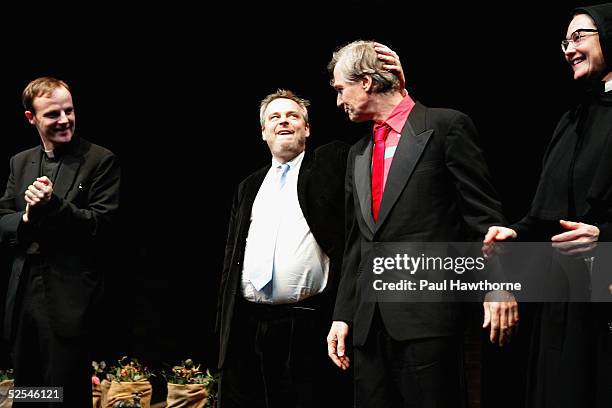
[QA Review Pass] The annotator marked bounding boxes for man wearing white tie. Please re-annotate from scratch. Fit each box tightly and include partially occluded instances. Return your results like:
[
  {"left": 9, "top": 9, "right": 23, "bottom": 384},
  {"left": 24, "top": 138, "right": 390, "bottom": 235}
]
[{"left": 216, "top": 89, "right": 350, "bottom": 408}]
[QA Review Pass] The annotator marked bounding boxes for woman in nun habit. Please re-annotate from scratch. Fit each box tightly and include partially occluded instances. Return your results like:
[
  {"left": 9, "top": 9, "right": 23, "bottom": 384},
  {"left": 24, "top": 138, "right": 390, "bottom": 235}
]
[{"left": 485, "top": 3, "right": 612, "bottom": 407}]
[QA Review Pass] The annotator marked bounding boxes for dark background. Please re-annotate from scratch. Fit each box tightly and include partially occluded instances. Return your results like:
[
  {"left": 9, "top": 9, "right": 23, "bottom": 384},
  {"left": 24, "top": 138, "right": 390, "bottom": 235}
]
[{"left": 0, "top": 0, "right": 602, "bottom": 391}]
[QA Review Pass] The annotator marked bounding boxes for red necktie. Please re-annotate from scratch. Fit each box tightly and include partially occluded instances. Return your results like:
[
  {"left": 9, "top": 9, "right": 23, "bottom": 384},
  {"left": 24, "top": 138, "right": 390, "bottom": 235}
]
[{"left": 372, "top": 123, "right": 390, "bottom": 221}]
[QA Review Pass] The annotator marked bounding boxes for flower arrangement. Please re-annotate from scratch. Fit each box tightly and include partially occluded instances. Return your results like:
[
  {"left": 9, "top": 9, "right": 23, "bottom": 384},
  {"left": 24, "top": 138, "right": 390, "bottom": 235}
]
[
  {"left": 164, "top": 359, "right": 208, "bottom": 385},
  {"left": 107, "top": 357, "right": 153, "bottom": 382},
  {"left": 164, "top": 359, "right": 219, "bottom": 408},
  {"left": 105, "top": 357, "right": 153, "bottom": 408},
  {"left": 89, "top": 356, "right": 220, "bottom": 408}
]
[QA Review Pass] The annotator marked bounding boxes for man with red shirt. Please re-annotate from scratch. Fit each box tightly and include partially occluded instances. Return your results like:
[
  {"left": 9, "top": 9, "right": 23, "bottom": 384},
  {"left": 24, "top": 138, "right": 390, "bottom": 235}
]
[{"left": 326, "top": 41, "right": 516, "bottom": 407}]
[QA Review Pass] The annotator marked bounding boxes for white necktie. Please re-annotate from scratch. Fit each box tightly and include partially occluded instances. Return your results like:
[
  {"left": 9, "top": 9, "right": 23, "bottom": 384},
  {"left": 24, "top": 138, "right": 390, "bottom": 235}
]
[
  {"left": 278, "top": 163, "right": 290, "bottom": 189},
  {"left": 247, "top": 163, "right": 291, "bottom": 292}
]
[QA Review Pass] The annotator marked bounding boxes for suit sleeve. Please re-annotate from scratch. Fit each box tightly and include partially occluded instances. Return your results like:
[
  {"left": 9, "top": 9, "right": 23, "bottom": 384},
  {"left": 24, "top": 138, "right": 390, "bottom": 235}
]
[
  {"left": 509, "top": 215, "right": 543, "bottom": 241},
  {"left": 333, "top": 147, "right": 360, "bottom": 323},
  {"left": 0, "top": 156, "right": 30, "bottom": 247},
  {"left": 35, "top": 152, "right": 120, "bottom": 242},
  {"left": 597, "top": 222, "right": 612, "bottom": 241},
  {"left": 216, "top": 186, "right": 240, "bottom": 334},
  {"left": 444, "top": 112, "right": 505, "bottom": 236}
]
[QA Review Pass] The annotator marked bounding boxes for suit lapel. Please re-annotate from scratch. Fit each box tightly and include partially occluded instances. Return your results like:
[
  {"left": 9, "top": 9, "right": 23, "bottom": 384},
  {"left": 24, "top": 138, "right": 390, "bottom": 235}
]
[
  {"left": 23, "top": 150, "right": 41, "bottom": 193},
  {"left": 355, "top": 140, "right": 376, "bottom": 235},
  {"left": 53, "top": 153, "right": 81, "bottom": 198},
  {"left": 375, "top": 103, "right": 433, "bottom": 232},
  {"left": 297, "top": 150, "right": 312, "bottom": 220}
]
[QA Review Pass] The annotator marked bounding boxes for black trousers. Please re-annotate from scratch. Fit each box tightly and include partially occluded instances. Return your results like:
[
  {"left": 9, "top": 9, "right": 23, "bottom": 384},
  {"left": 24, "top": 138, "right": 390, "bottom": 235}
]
[
  {"left": 354, "top": 307, "right": 466, "bottom": 408},
  {"left": 527, "top": 302, "right": 612, "bottom": 408},
  {"left": 219, "top": 297, "right": 352, "bottom": 408},
  {"left": 11, "top": 261, "right": 91, "bottom": 408}
]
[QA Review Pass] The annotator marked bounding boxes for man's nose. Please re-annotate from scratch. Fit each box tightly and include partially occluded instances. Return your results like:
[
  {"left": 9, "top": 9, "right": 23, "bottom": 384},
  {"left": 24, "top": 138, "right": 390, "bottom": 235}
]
[
  {"left": 58, "top": 111, "right": 69, "bottom": 124},
  {"left": 336, "top": 94, "right": 343, "bottom": 108}
]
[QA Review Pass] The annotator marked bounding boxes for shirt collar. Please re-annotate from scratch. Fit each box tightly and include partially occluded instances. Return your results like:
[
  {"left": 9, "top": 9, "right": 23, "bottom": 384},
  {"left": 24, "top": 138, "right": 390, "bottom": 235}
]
[
  {"left": 272, "top": 150, "right": 305, "bottom": 171},
  {"left": 39, "top": 136, "right": 79, "bottom": 159},
  {"left": 374, "top": 94, "right": 416, "bottom": 134},
  {"left": 43, "top": 149, "right": 56, "bottom": 159}
]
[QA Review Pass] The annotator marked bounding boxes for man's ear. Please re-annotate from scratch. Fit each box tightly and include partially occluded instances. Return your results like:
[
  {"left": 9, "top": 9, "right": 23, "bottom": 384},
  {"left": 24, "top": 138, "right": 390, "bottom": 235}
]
[
  {"left": 362, "top": 75, "right": 373, "bottom": 92},
  {"left": 261, "top": 126, "right": 267, "bottom": 141},
  {"left": 24, "top": 111, "right": 35, "bottom": 124}
]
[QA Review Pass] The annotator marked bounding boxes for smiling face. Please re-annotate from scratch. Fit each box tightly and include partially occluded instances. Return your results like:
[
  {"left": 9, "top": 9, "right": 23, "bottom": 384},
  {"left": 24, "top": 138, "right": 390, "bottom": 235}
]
[
  {"left": 564, "top": 13, "right": 607, "bottom": 80},
  {"left": 261, "top": 98, "right": 310, "bottom": 163},
  {"left": 25, "top": 86, "right": 75, "bottom": 151}
]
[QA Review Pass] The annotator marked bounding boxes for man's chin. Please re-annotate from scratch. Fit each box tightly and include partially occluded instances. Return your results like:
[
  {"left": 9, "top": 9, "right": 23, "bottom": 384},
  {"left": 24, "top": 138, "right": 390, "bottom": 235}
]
[
  {"left": 50, "top": 133, "right": 74, "bottom": 145},
  {"left": 274, "top": 145, "right": 303, "bottom": 161},
  {"left": 348, "top": 114, "right": 366, "bottom": 123}
]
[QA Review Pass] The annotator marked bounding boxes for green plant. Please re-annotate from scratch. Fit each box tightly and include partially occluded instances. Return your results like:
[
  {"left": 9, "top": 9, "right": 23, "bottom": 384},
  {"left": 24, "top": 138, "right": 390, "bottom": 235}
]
[
  {"left": 202, "top": 369, "right": 219, "bottom": 408},
  {"left": 0, "top": 369, "right": 13, "bottom": 381},
  {"left": 163, "top": 359, "right": 218, "bottom": 407},
  {"left": 107, "top": 357, "right": 153, "bottom": 382},
  {"left": 164, "top": 358, "right": 208, "bottom": 385}
]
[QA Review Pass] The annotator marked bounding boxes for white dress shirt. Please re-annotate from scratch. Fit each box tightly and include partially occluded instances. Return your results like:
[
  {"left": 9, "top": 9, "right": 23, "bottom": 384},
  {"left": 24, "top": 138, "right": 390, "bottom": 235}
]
[{"left": 241, "top": 151, "right": 330, "bottom": 304}]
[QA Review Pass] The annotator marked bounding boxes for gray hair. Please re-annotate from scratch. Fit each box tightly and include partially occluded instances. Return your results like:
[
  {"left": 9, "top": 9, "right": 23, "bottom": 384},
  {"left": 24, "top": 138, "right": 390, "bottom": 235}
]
[
  {"left": 259, "top": 89, "right": 310, "bottom": 126},
  {"left": 328, "top": 40, "right": 400, "bottom": 93}
]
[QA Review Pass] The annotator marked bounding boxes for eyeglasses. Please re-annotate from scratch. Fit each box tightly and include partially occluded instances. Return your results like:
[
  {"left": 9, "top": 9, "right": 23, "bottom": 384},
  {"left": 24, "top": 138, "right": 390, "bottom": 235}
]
[{"left": 561, "top": 28, "right": 599, "bottom": 52}]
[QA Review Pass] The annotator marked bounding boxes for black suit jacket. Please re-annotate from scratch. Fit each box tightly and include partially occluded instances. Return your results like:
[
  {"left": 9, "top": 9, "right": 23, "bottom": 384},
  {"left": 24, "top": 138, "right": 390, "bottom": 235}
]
[
  {"left": 216, "top": 141, "right": 349, "bottom": 368},
  {"left": 0, "top": 137, "right": 120, "bottom": 338},
  {"left": 333, "top": 102, "right": 504, "bottom": 346}
]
